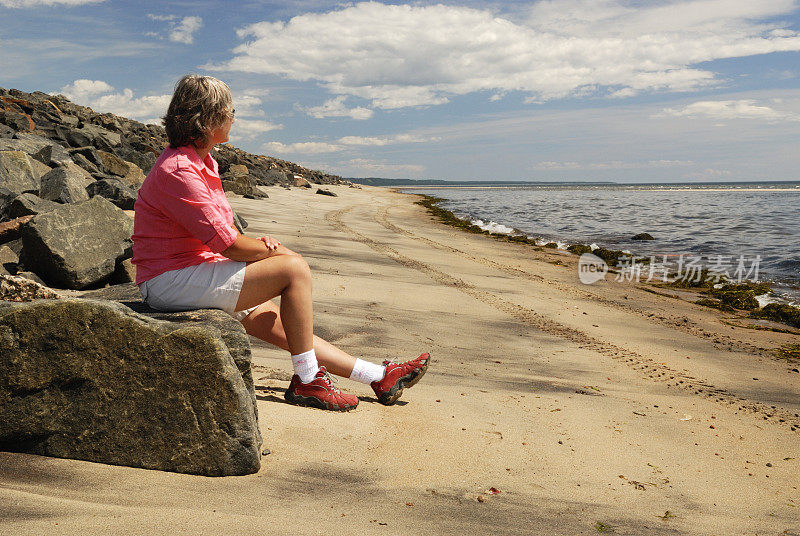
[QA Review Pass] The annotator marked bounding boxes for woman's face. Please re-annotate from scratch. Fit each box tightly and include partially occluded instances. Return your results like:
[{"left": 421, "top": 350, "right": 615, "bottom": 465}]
[{"left": 209, "top": 108, "right": 234, "bottom": 146}]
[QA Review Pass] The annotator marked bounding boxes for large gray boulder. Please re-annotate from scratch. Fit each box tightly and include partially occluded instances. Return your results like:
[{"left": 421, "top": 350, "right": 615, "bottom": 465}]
[
  {"left": 0, "top": 297, "right": 262, "bottom": 476},
  {"left": 20, "top": 196, "right": 133, "bottom": 289},
  {"left": 0, "top": 150, "right": 39, "bottom": 195},
  {"left": 39, "top": 165, "right": 91, "bottom": 204}
]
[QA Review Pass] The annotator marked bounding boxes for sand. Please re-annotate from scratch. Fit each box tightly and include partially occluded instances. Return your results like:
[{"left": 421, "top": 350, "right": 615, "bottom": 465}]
[{"left": 1, "top": 185, "right": 799, "bottom": 535}]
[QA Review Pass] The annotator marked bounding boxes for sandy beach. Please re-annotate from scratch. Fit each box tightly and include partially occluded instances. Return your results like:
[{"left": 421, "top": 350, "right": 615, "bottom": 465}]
[{"left": 1, "top": 184, "right": 798, "bottom": 535}]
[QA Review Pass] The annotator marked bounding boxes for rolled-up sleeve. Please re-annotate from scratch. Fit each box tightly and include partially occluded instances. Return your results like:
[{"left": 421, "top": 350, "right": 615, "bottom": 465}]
[{"left": 156, "top": 167, "right": 238, "bottom": 253}]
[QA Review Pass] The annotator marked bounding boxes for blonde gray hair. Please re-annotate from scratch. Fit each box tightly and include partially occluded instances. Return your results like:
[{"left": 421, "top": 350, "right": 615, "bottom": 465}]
[{"left": 163, "top": 75, "right": 233, "bottom": 149}]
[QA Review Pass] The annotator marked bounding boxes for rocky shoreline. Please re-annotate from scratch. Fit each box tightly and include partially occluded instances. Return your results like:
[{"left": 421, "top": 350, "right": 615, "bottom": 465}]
[{"left": 0, "top": 86, "right": 355, "bottom": 476}]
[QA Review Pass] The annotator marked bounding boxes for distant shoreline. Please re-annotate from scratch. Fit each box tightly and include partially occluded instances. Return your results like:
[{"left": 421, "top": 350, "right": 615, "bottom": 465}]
[{"left": 396, "top": 186, "right": 800, "bottom": 192}]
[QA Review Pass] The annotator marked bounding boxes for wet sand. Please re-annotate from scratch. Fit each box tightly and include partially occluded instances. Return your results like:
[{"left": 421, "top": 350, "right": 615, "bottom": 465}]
[{"left": 1, "top": 185, "right": 799, "bottom": 535}]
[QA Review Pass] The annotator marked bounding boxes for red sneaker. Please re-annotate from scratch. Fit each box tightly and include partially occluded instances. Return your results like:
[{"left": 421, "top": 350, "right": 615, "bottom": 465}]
[
  {"left": 371, "top": 353, "right": 430, "bottom": 405},
  {"left": 285, "top": 367, "right": 359, "bottom": 411}
]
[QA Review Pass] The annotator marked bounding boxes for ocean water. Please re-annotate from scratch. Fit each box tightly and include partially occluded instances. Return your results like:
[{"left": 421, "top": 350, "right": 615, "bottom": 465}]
[{"left": 402, "top": 182, "right": 800, "bottom": 304}]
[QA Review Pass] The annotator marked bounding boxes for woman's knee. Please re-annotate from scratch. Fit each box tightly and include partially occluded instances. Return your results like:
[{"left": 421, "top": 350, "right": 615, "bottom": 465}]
[{"left": 283, "top": 254, "right": 311, "bottom": 283}]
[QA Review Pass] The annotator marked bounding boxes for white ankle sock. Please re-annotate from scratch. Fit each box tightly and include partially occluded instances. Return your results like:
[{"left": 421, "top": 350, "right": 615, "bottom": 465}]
[
  {"left": 291, "top": 349, "right": 319, "bottom": 384},
  {"left": 349, "top": 358, "right": 386, "bottom": 384}
]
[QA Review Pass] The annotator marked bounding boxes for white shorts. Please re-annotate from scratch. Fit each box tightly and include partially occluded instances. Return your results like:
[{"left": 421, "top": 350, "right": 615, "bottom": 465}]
[{"left": 139, "top": 260, "right": 258, "bottom": 321}]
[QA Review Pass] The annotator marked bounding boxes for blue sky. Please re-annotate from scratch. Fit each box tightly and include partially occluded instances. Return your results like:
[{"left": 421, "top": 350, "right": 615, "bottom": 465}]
[{"left": 1, "top": 0, "right": 800, "bottom": 182}]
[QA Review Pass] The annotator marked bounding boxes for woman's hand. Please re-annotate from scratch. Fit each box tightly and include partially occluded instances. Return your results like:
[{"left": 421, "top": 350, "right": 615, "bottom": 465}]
[
  {"left": 223, "top": 234, "right": 298, "bottom": 262},
  {"left": 259, "top": 235, "right": 281, "bottom": 251}
]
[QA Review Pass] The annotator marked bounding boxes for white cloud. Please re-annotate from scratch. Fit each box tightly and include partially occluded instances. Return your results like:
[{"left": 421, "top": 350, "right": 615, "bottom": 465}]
[
  {"left": 532, "top": 159, "right": 693, "bottom": 170},
  {"left": 259, "top": 131, "right": 435, "bottom": 153},
  {"left": 261, "top": 141, "right": 344, "bottom": 154},
  {"left": 146, "top": 14, "right": 203, "bottom": 45},
  {"left": 303, "top": 96, "right": 373, "bottom": 120},
  {"left": 58, "top": 80, "right": 171, "bottom": 121},
  {"left": 230, "top": 118, "right": 282, "bottom": 141},
  {"left": 242, "top": 88, "right": 271, "bottom": 97},
  {"left": 662, "top": 99, "right": 800, "bottom": 121},
  {"left": 170, "top": 16, "right": 202, "bottom": 44},
  {"left": 336, "top": 158, "right": 425, "bottom": 177},
  {"left": 338, "top": 133, "right": 436, "bottom": 146},
  {"left": 147, "top": 13, "right": 176, "bottom": 21},
  {"left": 210, "top": 1, "right": 800, "bottom": 109},
  {"left": 0, "top": 0, "right": 103, "bottom": 6},
  {"left": 59, "top": 79, "right": 113, "bottom": 99},
  {"left": 232, "top": 94, "right": 267, "bottom": 117}
]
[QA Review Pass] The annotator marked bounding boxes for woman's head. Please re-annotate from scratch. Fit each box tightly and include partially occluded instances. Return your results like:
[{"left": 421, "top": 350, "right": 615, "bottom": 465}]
[{"left": 163, "top": 75, "right": 233, "bottom": 149}]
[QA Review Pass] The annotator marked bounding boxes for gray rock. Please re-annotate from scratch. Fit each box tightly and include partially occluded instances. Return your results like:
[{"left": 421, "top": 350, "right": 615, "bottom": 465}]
[
  {"left": 0, "top": 186, "right": 15, "bottom": 217},
  {"left": 31, "top": 142, "right": 72, "bottom": 167},
  {"left": 39, "top": 166, "right": 90, "bottom": 204},
  {"left": 3, "top": 193, "right": 59, "bottom": 220},
  {"left": 3, "top": 239, "right": 22, "bottom": 256},
  {"left": 0, "top": 297, "right": 262, "bottom": 476},
  {"left": 14, "top": 271, "right": 46, "bottom": 286},
  {"left": 0, "top": 110, "right": 32, "bottom": 132},
  {"left": 228, "top": 164, "right": 249, "bottom": 176},
  {"left": 68, "top": 146, "right": 104, "bottom": 171},
  {"left": 96, "top": 150, "right": 130, "bottom": 176},
  {"left": 96, "top": 151, "right": 145, "bottom": 188},
  {"left": 316, "top": 188, "right": 338, "bottom": 197},
  {"left": 260, "top": 169, "right": 292, "bottom": 185},
  {"left": 80, "top": 124, "right": 122, "bottom": 150},
  {"left": 65, "top": 125, "right": 121, "bottom": 151},
  {"left": 294, "top": 176, "right": 312, "bottom": 188},
  {"left": 109, "top": 258, "right": 136, "bottom": 284},
  {"left": 64, "top": 128, "right": 91, "bottom": 148},
  {"left": 20, "top": 196, "right": 133, "bottom": 289},
  {"left": 631, "top": 232, "right": 655, "bottom": 241},
  {"left": 27, "top": 157, "right": 51, "bottom": 181},
  {"left": 0, "top": 150, "right": 39, "bottom": 195},
  {"left": 69, "top": 152, "right": 100, "bottom": 174},
  {"left": 0, "top": 134, "right": 72, "bottom": 166},
  {"left": 221, "top": 173, "right": 264, "bottom": 198},
  {"left": 116, "top": 147, "right": 157, "bottom": 175},
  {"left": 86, "top": 178, "right": 137, "bottom": 210},
  {"left": 85, "top": 283, "right": 257, "bottom": 407},
  {"left": 0, "top": 245, "right": 18, "bottom": 275}
]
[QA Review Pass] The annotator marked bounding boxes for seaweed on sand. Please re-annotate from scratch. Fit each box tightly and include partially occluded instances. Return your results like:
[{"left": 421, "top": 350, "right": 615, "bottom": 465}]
[
  {"left": 750, "top": 303, "right": 800, "bottom": 328},
  {"left": 567, "top": 244, "right": 593, "bottom": 256},
  {"left": 695, "top": 281, "right": 772, "bottom": 311},
  {"left": 413, "top": 195, "right": 541, "bottom": 246},
  {"left": 776, "top": 344, "right": 800, "bottom": 361}
]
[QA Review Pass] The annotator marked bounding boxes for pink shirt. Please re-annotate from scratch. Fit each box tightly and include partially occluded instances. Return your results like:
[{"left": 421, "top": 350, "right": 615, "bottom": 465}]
[{"left": 131, "top": 145, "right": 238, "bottom": 285}]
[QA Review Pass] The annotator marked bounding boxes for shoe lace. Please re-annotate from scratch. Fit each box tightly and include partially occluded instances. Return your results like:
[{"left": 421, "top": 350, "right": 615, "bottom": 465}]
[{"left": 318, "top": 367, "right": 340, "bottom": 392}]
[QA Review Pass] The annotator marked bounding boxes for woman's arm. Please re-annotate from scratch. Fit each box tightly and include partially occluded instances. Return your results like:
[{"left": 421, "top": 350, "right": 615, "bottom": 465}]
[{"left": 221, "top": 233, "right": 300, "bottom": 262}]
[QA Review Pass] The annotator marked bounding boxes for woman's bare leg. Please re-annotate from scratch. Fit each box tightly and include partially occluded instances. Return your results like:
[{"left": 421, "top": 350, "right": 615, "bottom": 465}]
[
  {"left": 239, "top": 299, "right": 357, "bottom": 378},
  {"left": 234, "top": 255, "right": 314, "bottom": 355}
]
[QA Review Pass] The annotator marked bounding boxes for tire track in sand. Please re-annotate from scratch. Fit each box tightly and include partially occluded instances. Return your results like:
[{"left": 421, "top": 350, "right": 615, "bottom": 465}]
[{"left": 326, "top": 205, "right": 800, "bottom": 430}]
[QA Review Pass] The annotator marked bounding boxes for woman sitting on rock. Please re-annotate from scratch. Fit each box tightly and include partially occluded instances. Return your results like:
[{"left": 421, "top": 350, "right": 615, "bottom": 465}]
[{"left": 131, "top": 75, "right": 429, "bottom": 411}]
